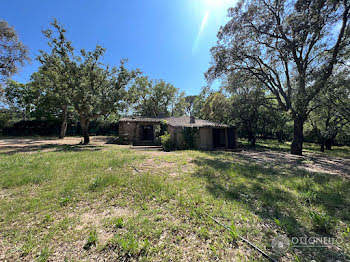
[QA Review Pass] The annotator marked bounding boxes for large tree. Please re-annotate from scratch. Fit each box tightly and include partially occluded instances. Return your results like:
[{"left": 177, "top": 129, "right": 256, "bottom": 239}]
[
  {"left": 0, "top": 19, "right": 29, "bottom": 87},
  {"left": 36, "top": 19, "right": 75, "bottom": 138},
  {"left": 206, "top": 0, "right": 350, "bottom": 155},
  {"left": 128, "top": 76, "right": 179, "bottom": 117},
  {"left": 73, "top": 47, "right": 138, "bottom": 144}
]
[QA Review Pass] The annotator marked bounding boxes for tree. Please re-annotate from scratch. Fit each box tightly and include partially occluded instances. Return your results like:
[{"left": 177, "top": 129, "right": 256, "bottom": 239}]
[
  {"left": 0, "top": 19, "right": 29, "bottom": 87},
  {"left": 192, "top": 87, "right": 211, "bottom": 118},
  {"left": 36, "top": 19, "right": 75, "bottom": 139},
  {"left": 206, "top": 0, "right": 350, "bottom": 155},
  {"left": 171, "top": 90, "right": 187, "bottom": 116},
  {"left": 184, "top": 95, "right": 197, "bottom": 116},
  {"left": 4, "top": 80, "right": 37, "bottom": 120},
  {"left": 72, "top": 47, "right": 138, "bottom": 144},
  {"left": 201, "top": 91, "right": 230, "bottom": 124},
  {"left": 224, "top": 73, "right": 268, "bottom": 145},
  {"left": 128, "top": 76, "right": 179, "bottom": 117},
  {"left": 308, "top": 67, "right": 350, "bottom": 151}
]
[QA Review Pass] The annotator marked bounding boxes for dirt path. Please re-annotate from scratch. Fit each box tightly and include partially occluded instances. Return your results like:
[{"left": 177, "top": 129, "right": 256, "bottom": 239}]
[
  {"left": 0, "top": 137, "right": 109, "bottom": 154},
  {"left": 235, "top": 150, "right": 350, "bottom": 177}
]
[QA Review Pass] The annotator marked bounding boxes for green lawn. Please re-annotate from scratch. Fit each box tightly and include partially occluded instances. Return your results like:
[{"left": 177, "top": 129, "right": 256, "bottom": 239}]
[{"left": 0, "top": 141, "right": 349, "bottom": 261}]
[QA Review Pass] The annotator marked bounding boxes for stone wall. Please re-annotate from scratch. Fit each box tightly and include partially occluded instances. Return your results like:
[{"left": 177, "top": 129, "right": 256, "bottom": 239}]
[
  {"left": 199, "top": 127, "right": 213, "bottom": 150},
  {"left": 119, "top": 121, "right": 161, "bottom": 145},
  {"left": 119, "top": 121, "right": 137, "bottom": 144}
]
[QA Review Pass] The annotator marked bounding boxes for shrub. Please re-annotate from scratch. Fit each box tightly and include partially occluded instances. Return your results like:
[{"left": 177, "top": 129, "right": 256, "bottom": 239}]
[{"left": 160, "top": 132, "right": 175, "bottom": 151}]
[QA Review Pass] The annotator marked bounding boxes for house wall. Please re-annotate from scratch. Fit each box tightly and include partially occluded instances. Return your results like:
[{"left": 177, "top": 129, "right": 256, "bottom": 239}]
[
  {"left": 167, "top": 125, "right": 213, "bottom": 150},
  {"left": 120, "top": 120, "right": 236, "bottom": 150},
  {"left": 119, "top": 121, "right": 160, "bottom": 144},
  {"left": 119, "top": 121, "right": 137, "bottom": 144},
  {"left": 199, "top": 127, "right": 213, "bottom": 150},
  {"left": 167, "top": 125, "right": 185, "bottom": 148}
]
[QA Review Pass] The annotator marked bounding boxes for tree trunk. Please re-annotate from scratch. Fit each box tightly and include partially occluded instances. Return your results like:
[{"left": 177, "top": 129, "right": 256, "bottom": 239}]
[
  {"left": 248, "top": 131, "right": 256, "bottom": 147},
  {"left": 320, "top": 142, "right": 325, "bottom": 152},
  {"left": 59, "top": 105, "right": 68, "bottom": 139},
  {"left": 276, "top": 131, "right": 283, "bottom": 143},
  {"left": 325, "top": 139, "right": 333, "bottom": 150},
  {"left": 80, "top": 117, "right": 90, "bottom": 145},
  {"left": 291, "top": 117, "right": 305, "bottom": 155}
]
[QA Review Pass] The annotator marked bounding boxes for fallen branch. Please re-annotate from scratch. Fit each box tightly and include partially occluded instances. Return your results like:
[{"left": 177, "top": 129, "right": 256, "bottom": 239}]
[
  {"left": 132, "top": 166, "right": 141, "bottom": 174},
  {"left": 203, "top": 212, "right": 278, "bottom": 262}
]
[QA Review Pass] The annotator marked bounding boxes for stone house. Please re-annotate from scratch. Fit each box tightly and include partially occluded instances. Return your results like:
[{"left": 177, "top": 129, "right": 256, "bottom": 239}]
[{"left": 118, "top": 116, "right": 237, "bottom": 150}]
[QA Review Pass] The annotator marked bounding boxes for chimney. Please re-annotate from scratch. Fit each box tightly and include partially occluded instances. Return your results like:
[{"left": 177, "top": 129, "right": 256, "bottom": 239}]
[{"left": 190, "top": 115, "right": 195, "bottom": 124}]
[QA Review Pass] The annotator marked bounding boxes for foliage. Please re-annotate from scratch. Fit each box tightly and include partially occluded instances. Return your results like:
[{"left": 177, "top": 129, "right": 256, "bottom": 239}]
[
  {"left": 3, "top": 80, "right": 38, "bottom": 121},
  {"left": 184, "top": 95, "right": 197, "bottom": 116},
  {"left": 72, "top": 46, "right": 138, "bottom": 144},
  {"left": 34, "top": 19, "right": 76, "bottom": 138},
  {"left": 160, "top": 131, "right": 175, "bottom": 151},
  {"left": 200, "top": 91, "right": 230, "bottom": 124},
  {"left": 171, "top": 90, "right": 187, "bottom": 116},
  {"left": 309, "top": 211, "right": 335, "bottom": 234},
  {"left": 191, "top": 86, "right": 211, "bottom": 118},
  {"left": 1, "top": 119, "right": 118, "bottom": 136},
  {"left": 128, "top": 76, "right": 183, "bottom": 117},
  {"left": 206, "top": 0, "right": 350, "bottom": 155},
  {"left": 0, "top": 19, "right": 29, "bottom": 86},
  {"left": 181, "top": 127, "right": 199, "bottom": 149},
  {"left": 307, "top": 67, "right": 350, "bottom": 151}
]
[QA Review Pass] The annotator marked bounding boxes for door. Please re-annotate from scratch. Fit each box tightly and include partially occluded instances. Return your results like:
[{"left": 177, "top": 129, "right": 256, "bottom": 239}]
[
  {"left": 213, "top": 128, "right": 226, "bottom": 148},
  {"left": 141, "top": 125, "right": 154, "bottom": 141}
]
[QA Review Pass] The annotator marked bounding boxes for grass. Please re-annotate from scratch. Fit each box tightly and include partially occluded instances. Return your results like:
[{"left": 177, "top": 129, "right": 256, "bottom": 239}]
[{"left": 0, "top": 139, "right": 349, "bottom": 261}]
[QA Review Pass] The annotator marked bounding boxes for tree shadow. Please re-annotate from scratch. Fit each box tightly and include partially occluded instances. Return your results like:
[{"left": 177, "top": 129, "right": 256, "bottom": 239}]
[
  {"left": 191, "top": 154, "right": 350, "bottom": 260},
  {"left": 0, "top": 143, "right": 104, "bottom": 155}
]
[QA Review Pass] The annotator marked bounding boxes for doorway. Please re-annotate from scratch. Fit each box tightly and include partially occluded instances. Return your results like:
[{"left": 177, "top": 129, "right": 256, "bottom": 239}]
[
  {"left": 141, "top": 125, "right": 154, "bottom": 141},
  {"left": 213, "top": 128, "right": 226, "bottom": 148}
]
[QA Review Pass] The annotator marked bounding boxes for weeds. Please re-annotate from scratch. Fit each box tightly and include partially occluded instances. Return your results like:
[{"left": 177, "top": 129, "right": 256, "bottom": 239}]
[
  {"left": 229, "top": 222, "right": 239, "bottom": 242},
  {"left": 36, "top": 247, "right": 50, "bottom": 262},
  {"left": 107, "top": 232, "right": 149, "bottom": 258},
  {"left": 309, "top": 211, "right": 335, "bottom": 234},
  {"left": 114, "top": 217, "right": 124, "bottom": 229},
  {"left": 84, "top": 230, "right": 98, "bottom": 250},
  {"left": 343, "top": 226, "right": 350, "bottom": 238}
]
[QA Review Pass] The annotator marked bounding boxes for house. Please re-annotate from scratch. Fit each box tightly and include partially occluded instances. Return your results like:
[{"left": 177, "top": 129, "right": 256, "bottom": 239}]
[{"left": 118, "top": 116, "right": 237, "bottom": 150}]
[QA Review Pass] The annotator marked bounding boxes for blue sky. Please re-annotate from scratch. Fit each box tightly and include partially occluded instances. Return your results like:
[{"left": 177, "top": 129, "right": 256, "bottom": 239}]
[{"left": 1, "top": 0, "right": 237, "bottom": 95}]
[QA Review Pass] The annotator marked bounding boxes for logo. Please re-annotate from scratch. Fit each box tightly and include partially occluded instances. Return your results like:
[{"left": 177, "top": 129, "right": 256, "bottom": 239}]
[
  {"left": 271, "top": 235, "right": 343, "bottom": 254},
  {"left": 271, "top": 235, "right": 290, "bottom": 253}
]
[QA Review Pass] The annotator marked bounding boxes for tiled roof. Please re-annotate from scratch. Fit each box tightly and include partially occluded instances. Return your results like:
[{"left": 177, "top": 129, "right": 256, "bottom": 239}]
[{"left": 119, "top": 116, "right": 228, "bottom": 128}]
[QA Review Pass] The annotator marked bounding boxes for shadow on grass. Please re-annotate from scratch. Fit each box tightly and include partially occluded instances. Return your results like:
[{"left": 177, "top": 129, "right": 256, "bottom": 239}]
[
  {"left": 0, "top": 144, "right": 104, "bottom": 155},
  {"left": 191, "top": 154, "right": 350, "bottom": 260}
]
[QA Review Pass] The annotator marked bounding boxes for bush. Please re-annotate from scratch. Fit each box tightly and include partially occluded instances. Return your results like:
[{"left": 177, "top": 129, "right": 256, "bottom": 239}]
[{"left": 160, "top": 132, "right": 175, "bottom": 151}]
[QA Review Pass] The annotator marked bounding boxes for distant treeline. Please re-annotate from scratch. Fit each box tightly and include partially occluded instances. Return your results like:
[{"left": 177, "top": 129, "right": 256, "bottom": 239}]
[{"left": 1, "top": 119, "right": 118, "bottom": 137}]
